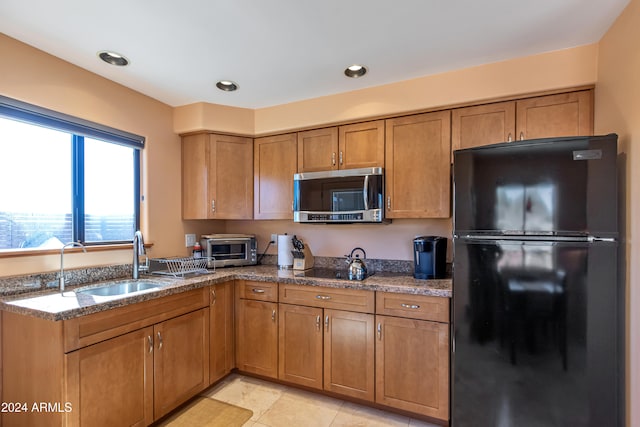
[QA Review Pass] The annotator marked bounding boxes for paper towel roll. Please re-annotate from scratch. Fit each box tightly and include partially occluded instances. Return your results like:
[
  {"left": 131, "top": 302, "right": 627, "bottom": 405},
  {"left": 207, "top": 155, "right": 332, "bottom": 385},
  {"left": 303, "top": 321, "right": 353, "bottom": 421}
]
[{"left": 277, "top": 234, "right": 294, "bottom": 269}]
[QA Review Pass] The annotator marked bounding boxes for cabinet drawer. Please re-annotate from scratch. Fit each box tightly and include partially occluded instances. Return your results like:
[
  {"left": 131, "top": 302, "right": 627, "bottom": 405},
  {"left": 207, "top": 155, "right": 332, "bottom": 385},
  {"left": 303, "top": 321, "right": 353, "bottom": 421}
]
[
  {"left": 237, "top": 280, "right": 278, "bottom": 302},
  {"left": 376, "top": 292, "right": 449, "bottom": 323},
  {"left": 280, "top": 284, "right": 374, "bottom": 313}
]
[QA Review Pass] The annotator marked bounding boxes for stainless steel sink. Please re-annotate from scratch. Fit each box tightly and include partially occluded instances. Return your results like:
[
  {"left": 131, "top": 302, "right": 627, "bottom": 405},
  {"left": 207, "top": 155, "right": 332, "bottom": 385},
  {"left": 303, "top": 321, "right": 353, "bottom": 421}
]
[{"left": 75, "top": 280, "right": 162, "bottom": 297}]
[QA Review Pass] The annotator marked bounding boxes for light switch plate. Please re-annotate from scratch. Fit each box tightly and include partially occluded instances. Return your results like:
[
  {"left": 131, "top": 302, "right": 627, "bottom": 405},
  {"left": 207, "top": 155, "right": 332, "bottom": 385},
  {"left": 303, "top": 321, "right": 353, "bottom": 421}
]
[
  {"left": 271, "top": 234, "right": 278, "bottom": 244},
  {"left": 185, "top": 234, "right": 196, "bottom": 247}
]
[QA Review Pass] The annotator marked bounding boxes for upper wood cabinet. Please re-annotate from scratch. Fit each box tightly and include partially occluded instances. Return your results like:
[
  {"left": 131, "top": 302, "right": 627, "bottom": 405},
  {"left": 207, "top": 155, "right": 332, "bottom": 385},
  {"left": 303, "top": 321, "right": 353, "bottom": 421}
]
[
  {"left": 182, "top": 133, "right": 253, "bottom": 220},
  {"left": 516, "top": 90, "right": 593, "bottom": 140},
  {"left": 297, "top": 127, "right": 338, "bottom": 172},
  {"left": 385, "top": 111, "right": 451, "bottom": 218},
  {"left": 451, "top": 90, "right": 593, "bottom": 159},
  {"left": 297, "top": 121, "right": 385, "bottom": 172},
  {"left": 451, "top": 101, "right": 516, "bottom": 158},
  {"left": 254, "top": 133, "right": 297, "bottom": 219}
]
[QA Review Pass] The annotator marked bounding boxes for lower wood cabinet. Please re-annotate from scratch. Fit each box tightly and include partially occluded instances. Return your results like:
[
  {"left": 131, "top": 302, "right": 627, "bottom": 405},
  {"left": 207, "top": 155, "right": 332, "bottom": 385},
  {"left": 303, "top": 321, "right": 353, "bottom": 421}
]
[
  {"left": 2, "top": 287, "right": 210, "bottom": 427},
  {"left": 375, "top": 293, "right": 450, "bottom": 422},
  {"left": 209, "top": 281, "right": 235, "bottom": 384},
  {"left": 235, "top": 281, "right": 279, "bottom": 378},
  {"left": 278, "top": 304, "right": 375, "bottom": 401}
]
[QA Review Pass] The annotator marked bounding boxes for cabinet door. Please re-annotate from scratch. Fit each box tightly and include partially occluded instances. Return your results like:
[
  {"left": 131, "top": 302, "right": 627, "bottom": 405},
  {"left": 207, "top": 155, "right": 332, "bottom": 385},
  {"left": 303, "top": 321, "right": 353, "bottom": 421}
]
[
  {"left": 209, "top": 134, "right": 254, "bottom": 219},
  {"left": 254, "top": 133, "right": 297, "bottom": 219},
  {"left": 516, "top": 90, "right": 593, "bottom": 140},
  {"left": 375, "top": 316, "right": 449, "bottom": 421},
  {"left": 297, "top": 127, "right": 338, "bottom": 172},
  {"left": 278, "top": 303, "right": 323, "bottom": 389},
  {"left": 182, "top": 133, "right": 209, "bottom": 219},
  {"left": 154, "top": 308, "right": 210, "bottom": 420},
  {"left": 236, "top": 299, "right": 279, "bottom": 378},
  {"left": 338, "top": 120, "right": 385, "bottom": 169},
  {"left": 65, "top": 327, "right": 154, "bottom": 427},
  {"left": 324, "top": 309, "right": 375, "bottom": 402},
  {"left": 451, "top": 101, "right": 516, "bottom": 160},
  {"left": 210, "top": 282, "right": 235, "bottom": 384},
  {"left": 385, "top": 111, "right": 451, "bottom": 218}
]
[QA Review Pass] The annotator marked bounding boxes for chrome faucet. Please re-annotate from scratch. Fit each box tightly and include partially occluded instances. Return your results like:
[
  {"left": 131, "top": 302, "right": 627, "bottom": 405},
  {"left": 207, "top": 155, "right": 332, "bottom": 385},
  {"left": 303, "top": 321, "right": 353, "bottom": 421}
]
[
  {"left": 60, "top": 242, "right": 87, "bottom": 294},
  {"left": 133, "top": 230, "right": 146, "bottom": 279}
]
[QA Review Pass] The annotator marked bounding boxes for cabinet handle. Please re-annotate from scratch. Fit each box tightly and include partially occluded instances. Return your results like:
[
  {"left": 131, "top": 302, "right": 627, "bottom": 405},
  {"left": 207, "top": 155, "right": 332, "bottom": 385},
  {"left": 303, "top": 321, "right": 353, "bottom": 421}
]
[
  {"left": 377, "top": 322, "right": 382, "bottom": 340},
  {"left": 157, "top": 331, "right": 163, "bottom": 350},
  {"left": 316, "top": 315, "right": 321, "bottom": 331},
  {"left": 252, "top": 288, "right": 266, "bottom": 294},
  {"left": 519, "top": 131, "right": 524, "bottom": 141},
  {"left": 332, "top": 152, "right": 336, "bottom": 166},
  {"left": 315, "top": 295, "right": 331, "bottom": 300},
  {"left": 339, "top": 151, "right": 343, "bottom": 165},
  {"left": 401, "top": 303, "right": 421, "bottom": 309},
  {"left": 148, "top": 335, "right": 154, "bottom": 353},
  {"left": 211, "top": 288, "right": 217, "bottom": 305},
  {"left": 507, "top": 133, "right": 513, "bottom": 142},
  {"left": 325, "top": 315, "right": 329, "bottom": 332},
  {"left": 387, "top": 196, "right": 391, "bottom": 210},
  {"left": 211, "top": 199, "right": 216, "bottom": 212},
  {"left": 272, "top": 309, "right": 276, "bottom": 322}
]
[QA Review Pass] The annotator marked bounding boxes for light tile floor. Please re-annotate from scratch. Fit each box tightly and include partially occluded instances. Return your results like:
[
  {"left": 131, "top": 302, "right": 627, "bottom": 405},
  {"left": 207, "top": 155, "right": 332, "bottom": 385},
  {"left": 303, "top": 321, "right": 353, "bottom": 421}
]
[{"left": 201, "top": 373, "right": 440, "bottom": 427}]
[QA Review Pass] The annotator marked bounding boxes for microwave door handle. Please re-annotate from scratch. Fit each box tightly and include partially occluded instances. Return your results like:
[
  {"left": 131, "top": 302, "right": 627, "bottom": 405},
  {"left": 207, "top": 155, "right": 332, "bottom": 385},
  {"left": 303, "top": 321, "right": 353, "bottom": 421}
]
[{"left": 363, "top": 175, "right": 369, "bottom": 211}]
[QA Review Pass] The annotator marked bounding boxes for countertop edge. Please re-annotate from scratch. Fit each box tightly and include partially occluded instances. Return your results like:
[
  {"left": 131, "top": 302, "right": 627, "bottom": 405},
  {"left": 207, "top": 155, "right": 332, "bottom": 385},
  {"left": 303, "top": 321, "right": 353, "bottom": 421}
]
[{"left": 0, "top": 266, "right": 452, "bottom": 321}]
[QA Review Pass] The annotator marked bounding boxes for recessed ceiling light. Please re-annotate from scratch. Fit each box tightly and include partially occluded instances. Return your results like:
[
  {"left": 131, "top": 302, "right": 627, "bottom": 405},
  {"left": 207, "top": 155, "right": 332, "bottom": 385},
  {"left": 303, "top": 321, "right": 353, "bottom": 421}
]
[
  {"left": 344, "top": 64, "right": 367, "bottom": 78},
  {"left": 216, "top": 80, "right": 239, "bottom": 92},
  {"left": 97, "top": 51, "right": 129, "bottom": 66}
]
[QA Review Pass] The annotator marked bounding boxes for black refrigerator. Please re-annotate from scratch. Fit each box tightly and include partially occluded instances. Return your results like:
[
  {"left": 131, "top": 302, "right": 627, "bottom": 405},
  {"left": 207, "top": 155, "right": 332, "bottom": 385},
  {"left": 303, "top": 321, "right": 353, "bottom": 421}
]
[{"left": 452, "top": 134, "right": 623, "bottom": 426}]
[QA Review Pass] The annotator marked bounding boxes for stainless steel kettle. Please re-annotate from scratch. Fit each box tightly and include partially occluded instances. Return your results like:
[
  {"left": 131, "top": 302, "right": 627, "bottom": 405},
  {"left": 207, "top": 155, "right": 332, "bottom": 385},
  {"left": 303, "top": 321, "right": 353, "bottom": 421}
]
[{"left": 346, "top": 247, "right": 367, "bottom": 280}]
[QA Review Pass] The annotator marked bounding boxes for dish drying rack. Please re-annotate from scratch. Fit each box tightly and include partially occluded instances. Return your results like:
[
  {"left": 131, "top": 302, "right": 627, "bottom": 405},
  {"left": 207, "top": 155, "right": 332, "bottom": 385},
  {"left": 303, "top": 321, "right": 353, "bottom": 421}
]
[{"left": 148, "top": 256, "right": 214, "bottom": 278}]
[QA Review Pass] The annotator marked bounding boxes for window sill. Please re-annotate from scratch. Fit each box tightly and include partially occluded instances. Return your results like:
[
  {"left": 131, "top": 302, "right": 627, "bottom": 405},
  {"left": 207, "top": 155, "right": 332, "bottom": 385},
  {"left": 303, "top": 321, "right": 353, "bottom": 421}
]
[{"left": 0, "top": 243, "right": 153, "bottom": 259}]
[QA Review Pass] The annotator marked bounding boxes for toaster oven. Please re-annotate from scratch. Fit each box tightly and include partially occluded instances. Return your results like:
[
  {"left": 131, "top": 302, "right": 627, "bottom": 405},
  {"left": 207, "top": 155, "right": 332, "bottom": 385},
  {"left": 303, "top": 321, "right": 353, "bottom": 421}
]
[{"left": 200, "top": 234, "right": 257, "bottom": 268}]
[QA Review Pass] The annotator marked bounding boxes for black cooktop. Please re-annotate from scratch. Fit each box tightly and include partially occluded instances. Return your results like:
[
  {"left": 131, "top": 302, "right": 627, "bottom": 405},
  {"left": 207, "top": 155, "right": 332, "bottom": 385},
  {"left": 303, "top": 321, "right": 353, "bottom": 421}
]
[{"left": 294, "top": 268, "right": 409, "bottom": 281}]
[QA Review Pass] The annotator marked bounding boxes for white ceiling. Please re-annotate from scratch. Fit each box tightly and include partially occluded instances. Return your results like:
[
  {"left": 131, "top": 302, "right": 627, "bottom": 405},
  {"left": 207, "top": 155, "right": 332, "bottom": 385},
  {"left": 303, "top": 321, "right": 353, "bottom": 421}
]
[{"left": 0, "top": 0, "right": 630, "bottom": 109}]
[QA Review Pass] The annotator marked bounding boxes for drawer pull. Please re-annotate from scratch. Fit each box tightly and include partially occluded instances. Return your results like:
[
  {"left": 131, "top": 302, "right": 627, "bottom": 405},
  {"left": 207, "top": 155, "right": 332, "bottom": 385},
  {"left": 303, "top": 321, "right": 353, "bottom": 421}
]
[
  {"left": 272, "top": 309, "right": 276, "bottom": 322},
  {"left": 325, "top": 315, "right": 329, "bottom": 332},
  {"left": 316, "top": 295, "right": 331, "bottom": 300},
  {"left": 252, "top": 288, "right": 266, "bottom": 294},
  {"left": 157, "top": 331, "right": 163, "bottom": 350},
  {"left": 401, "top": 303, "right": 420, "bottom": 309},
  {"left": 211, "top": 289, "right": 217, "bottom": 305},
  {"left": 316, "top": 315, "right": 321, "bottom": 331},
  {"left": 148, "top": 335, "right": 154, "bottom": 353},
  {"left": 377, "top": 322, "right": 382, "bottom": 340}
]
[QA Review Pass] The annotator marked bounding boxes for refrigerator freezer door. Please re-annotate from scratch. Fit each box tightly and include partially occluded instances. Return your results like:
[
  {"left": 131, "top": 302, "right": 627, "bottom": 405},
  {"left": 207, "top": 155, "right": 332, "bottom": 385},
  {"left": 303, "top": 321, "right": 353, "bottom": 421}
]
[
  {"left": 452, "top": 237, "right": 620, "bottom": 427},
  {"left": 453, "top": 135, "right": 618, "bottom": 238}
]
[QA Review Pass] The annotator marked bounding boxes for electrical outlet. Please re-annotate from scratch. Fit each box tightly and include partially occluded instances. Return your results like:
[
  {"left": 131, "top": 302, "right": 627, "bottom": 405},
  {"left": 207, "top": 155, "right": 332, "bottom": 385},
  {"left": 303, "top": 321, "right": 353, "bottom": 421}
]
[
  {"left": 185, "top": 233, "right": 196, "bottom": 247},
  {"left": 271, "top": 233, "right": 277, "bottom": 244}
]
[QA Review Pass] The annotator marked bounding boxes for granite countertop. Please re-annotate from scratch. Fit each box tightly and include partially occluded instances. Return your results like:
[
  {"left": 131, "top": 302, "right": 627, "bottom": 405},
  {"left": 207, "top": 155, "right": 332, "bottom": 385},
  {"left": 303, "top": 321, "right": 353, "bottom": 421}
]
[{"left": 0, "top": 265, "right": 452, "bottom": 321}]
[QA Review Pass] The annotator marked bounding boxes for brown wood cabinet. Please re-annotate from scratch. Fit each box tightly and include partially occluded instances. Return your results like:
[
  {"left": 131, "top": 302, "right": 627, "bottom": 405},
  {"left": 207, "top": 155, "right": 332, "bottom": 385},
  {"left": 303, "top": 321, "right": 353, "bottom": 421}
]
[
  {"left": 254, "top": 133, "right": 297, "bottom": 219},
  {"left": 153, "top": 308, "right": 209, "bottom": 419},
  {"left": 375, "top": 293, "right": 450, "bottom": 422},
  {"left": 452, "top": 101, "right": 516, "bottom": 159},
  {"left": 182, "top": 133, "right": 253, "bottom": 219},
  {"left": 385, "top": 111, "right": 451, "bottom": 218},
  {"left": 235, "top": 281, "right": 279, "bottom": 378},
  {"left": 452, "top": 90, "right": 593, "bottom": 160},
  {"left": 516, "top": 90, "right": 593, "bottom": 140},
  {"left": 278, "top": 284, "right": 375, "bottom": 402},
  {"left": 2, "top": 288, "right": 210, "bottom": 427},
  {"left": 297, "top": 121, "right": 385, "bottom": 172},
  {"left": 297, "top": 127, "right": 339, "bottom": 172},
  {"left": 209, "top": 281, "right": 235, "bottom": 384}
]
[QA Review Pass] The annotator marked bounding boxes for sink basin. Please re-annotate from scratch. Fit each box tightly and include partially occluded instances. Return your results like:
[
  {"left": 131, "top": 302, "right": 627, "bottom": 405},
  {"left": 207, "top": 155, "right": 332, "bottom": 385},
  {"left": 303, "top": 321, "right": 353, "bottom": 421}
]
[{"left": 75, "top": 280, "right": 162, "bottom": 297}]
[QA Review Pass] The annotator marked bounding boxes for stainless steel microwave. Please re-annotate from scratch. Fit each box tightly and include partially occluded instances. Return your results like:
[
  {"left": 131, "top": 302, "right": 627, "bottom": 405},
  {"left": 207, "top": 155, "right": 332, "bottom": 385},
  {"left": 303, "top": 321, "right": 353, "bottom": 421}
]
[
  {"left": 293, "top": 167, "right": 387, "bottom": 223},
  {"left": 200, "top": 234, "right": 257, "bottom": 268}
]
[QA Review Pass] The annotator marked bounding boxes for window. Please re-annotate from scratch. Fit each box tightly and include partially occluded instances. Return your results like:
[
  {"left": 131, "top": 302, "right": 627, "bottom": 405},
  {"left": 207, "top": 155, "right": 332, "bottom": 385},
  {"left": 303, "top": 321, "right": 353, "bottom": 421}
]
[{"left": 0, "top": 96, "right": 144, "bottom": 250}]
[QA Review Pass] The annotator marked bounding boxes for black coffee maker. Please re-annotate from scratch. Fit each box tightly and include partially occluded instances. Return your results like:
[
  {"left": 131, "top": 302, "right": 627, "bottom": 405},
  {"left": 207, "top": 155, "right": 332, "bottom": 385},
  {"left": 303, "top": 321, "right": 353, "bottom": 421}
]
[{"left": 413, "top": 236, "right": 447, "bottom": 279}]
